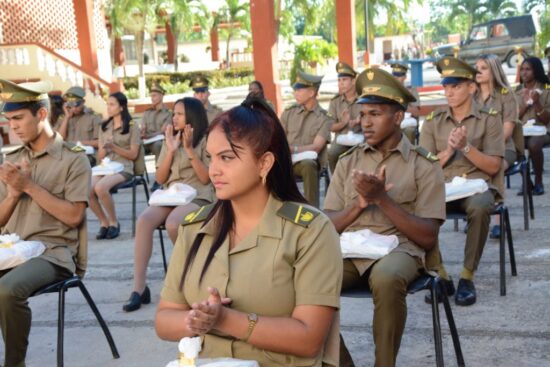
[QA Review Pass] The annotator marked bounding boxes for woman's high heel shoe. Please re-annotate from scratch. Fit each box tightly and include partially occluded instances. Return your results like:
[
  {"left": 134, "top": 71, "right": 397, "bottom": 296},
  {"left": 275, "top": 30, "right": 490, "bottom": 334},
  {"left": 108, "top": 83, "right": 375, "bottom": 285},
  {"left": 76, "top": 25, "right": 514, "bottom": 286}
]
[{"left": 122, "top": 286, "right": 151, "bottom": 312}]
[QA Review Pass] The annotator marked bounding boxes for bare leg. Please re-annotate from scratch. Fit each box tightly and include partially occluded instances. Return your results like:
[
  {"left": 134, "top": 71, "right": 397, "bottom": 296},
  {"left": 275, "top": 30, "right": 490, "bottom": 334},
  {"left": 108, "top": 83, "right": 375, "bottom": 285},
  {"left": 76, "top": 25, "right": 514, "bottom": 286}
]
[
  {"left": 94, "top": 174, "right": 127, "bottom": 226},
  {"left": 165, "top": 203, "right": 200, "bottom": 243},
  {"left": 132, "top": 206, "right": 172, "bottom": 293},
  {"left": 89, "top": 175, "right": 109, "bottom": 227}
]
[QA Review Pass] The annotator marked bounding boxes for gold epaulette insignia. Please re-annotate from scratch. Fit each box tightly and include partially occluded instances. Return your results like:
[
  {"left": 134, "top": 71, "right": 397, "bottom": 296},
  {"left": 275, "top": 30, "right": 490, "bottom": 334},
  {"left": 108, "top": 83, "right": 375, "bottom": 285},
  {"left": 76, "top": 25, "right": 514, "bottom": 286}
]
[
  {"left": 181, "top": 204, "right": 215, "bottom": 226},
  {"left": 501, "top": 87, "right": 509, "bottom": 94},
  {"left": 415, "top": 146, "right": 439, "bottom": 162},
  {"left": 276, "top": 202, "right": 320, "bottom": 228}
]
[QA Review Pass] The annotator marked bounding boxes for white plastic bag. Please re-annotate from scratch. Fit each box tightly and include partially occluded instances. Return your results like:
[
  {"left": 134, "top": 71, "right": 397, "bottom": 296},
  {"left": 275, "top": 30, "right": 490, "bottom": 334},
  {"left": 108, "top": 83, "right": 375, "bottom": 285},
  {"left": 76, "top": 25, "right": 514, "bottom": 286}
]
[
  {"left": 340, "top": 229, "right": 399, "bottom": 259},
  {"left": 523, "top": 119, "right": 547, "bottom": 136},
  {"left": 75, "top": 141, "right": 95, "bottom": 155},
  {"left": 143, "top": 134, "right": 165, "bottom": 145},
  {"left": 0, "top": 234, "right": 46, "bottom": 270},
  {"left": 336, "top": 131, "right": 364, "bottom": 146},
  {"left": 445, "top": 176, "right": 488, "bottom": 202},
  {"left": 166, "top": 358, "right": 259, "bottom": 367},
  {"left": 291, "top": 150, "right": 318, "bottom": 164},
  {"left": 148, "top": 183, "right": 197, "bottom": 206},
  {"left": 92, "top": 158, "right": 124, "bottom": 176}
]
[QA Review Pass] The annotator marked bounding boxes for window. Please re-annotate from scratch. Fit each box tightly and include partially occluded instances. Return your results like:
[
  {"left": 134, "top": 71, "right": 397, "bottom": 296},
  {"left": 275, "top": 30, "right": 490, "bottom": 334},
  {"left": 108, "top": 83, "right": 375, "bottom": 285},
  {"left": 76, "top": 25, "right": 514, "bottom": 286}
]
[
  {"left": 490, "top": 23, "right": 509, "bottom": 37},
  {"left": 469, "top": 26, "right": 488, "bottom": 41}
]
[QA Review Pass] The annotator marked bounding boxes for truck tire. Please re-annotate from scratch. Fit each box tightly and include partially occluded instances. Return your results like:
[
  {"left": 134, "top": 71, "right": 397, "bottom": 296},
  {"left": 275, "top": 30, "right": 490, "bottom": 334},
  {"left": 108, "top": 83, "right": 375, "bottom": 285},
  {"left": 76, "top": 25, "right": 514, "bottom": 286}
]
[{"left": 506, "top": 52, "right": 526, "bottom": 68}]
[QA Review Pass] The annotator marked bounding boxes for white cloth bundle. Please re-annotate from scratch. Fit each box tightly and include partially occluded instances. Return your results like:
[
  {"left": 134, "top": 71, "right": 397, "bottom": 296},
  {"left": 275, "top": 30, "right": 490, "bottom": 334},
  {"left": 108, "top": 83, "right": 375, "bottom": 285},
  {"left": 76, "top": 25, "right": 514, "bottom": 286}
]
[
  {"left": 523, "top": 119, "right": 547, "bottom": 136},
  {"left": 340, "top": 229, "right": 399, "bottom": 259},
  {"left": 336, "top": 131, "right": 364, "bottom": 146},
  {"left": 75, "top": 141, "right": 95, "bottom": 155},
  {"left": 143, "top": 134, "right": 165, "bottom": 145},
  {"left": 291, "top": 150, "right": 318, "bottom": 163},
  {"left": 148, "top": 183, "right": 197, "bottom": 206},
  {"left": 0, "top": 234, "right": 45, "bottom": 270},
  {"left": 92, "top": 158, "right": 124, "bottom": 176},
  {"left": 165, "top": 358, "right": 260, "bottom": 367},
  {"left": 400, "top": 117, "right": 418, "bottom": 129},
  {"left": 445, "top": 176, "right": 489, "bottom": 202}
]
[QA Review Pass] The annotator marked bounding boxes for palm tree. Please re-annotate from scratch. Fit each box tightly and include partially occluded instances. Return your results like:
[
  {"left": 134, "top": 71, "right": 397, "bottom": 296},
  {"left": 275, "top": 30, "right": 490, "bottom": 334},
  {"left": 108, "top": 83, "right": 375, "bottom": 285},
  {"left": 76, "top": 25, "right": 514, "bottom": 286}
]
[
  {"left": 446, "top": 0, "right": 488, "bottom": 35},
  {"left": 484, "top": 0, "right": 517, "bottom": 19},
  {"left": 215, "top": 0, "right": 250, "bottom": 69},
  {"left": 104, "top": 0, "right": 125, "bottom": 70}
]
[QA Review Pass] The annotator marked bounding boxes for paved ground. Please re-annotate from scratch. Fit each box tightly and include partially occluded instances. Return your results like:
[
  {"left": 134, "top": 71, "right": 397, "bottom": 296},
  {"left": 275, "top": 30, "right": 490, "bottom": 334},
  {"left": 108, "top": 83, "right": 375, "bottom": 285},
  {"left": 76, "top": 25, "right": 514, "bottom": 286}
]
[{"left": 4, "top": 145, "right": 549, "bottom": 367}]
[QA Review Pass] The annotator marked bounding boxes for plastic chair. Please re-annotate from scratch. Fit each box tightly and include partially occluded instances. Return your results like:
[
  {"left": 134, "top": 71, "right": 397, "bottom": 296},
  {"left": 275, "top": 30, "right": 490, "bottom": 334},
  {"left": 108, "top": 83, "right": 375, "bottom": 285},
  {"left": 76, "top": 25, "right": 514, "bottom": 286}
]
[
  {"left": 342, "top": 274, "right": 465, "bottom": 367},
  {"left": 449, "top": 203, "right": 517, "bottom": 296}
]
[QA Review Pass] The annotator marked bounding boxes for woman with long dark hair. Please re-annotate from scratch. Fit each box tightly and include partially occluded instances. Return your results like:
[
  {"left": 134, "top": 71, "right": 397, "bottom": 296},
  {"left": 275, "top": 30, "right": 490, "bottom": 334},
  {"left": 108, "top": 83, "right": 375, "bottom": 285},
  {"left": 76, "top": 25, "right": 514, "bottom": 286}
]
[
  {"left": 90, "top": 92, "right": 140, "bottom": 239},
  {"left": 516, "top": 57, "right": 550, "bottom": 195},
  {"left": 123, "top": 97, "right": 213, "bottom": 312},
  {"left": 155, "top": 98, "right": 342, "bottom": 366}
]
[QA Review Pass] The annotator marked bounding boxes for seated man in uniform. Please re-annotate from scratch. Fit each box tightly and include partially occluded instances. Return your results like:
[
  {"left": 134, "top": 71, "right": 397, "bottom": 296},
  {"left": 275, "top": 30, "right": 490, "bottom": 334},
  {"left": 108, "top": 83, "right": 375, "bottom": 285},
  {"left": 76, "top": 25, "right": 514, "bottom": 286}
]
[
  {"left": 324, "top": 68, "right": 446, "bottom": 367},
  {"left": 190, "top": 76, "right": 222, "bottom": 124},
  {"left": 140, "top": 84, "right": 172, "bottom": 191},
  {"left": 327, "top": 61, "right": 362, "bottom": 173},
  {"left": 419, "top": 57, "right": 504, "bottom": 306},
  {"left": 55, "top": 86, "right": 102, "bottom": 166},
  {"left": 0, "top": 79, "right": 91, "bottom": 367},
  {"left": 391, "top": 63, "right": 421, "bottom": 143},
  {"left": 280, "top": 70, "right": 332, "bottom": 207}
]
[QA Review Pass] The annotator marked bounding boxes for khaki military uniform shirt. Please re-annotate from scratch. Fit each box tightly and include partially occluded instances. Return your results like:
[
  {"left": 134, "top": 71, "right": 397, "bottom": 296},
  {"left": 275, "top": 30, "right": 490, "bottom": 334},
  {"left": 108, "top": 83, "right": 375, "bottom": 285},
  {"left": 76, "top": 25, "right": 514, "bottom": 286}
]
[
  {"left": 419, "top": 102, "right": 505, "bottom": 198},
  {"left": 58, "top": 109, "right": 102, "bottom": 144},
  {"left": 475, "top": 87, "right": 518, "bottom": 152},
  {"left": 327, "top": 94, "right": 362, "bottom": 136},
  {"left": 98, "top": 121, "right": 141, "bottom": 175},
  {"left": 141, "top": 105, "right": 172, "bottom": 136},
  {"left": 205, "top": 102, "right": 223, "bottom": 125},
  {"left": 156, "top": 137, "right": 214, "bottom": 203},
  {"left": 0, "top": 134, "right": 91, "bottom": 273},
  {"left": 516, "top": 82, "right": 550, "bottom": 132},
  {"left": 324, "top": 136, "right": 446, "bottom": 275},
  {"left": 161, "top": 195, "right": 342, "bottom": 367}
]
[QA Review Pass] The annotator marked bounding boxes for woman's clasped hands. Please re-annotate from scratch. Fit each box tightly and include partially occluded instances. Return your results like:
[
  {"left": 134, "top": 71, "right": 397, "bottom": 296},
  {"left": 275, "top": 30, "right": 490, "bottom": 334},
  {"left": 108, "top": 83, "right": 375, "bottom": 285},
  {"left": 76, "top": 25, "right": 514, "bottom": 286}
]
[{"left": 186, "top": 287, "right": 232, "bottom": 336}]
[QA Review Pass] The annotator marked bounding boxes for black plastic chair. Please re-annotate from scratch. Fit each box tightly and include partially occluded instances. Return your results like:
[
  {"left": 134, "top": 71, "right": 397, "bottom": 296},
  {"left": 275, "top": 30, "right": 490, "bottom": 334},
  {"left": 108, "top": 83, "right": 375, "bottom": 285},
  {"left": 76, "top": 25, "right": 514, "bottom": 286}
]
[
  {"left": 505, "top": 158, "right": 534, "bottom": 230},
  {"left": 449, "top": 203, "right": 517, "bottom": 296},
  {"left": 31, "top": 276, "right": 119, "bottom": 367},
  {"left": 342, "top": 274, "right": 465, "bottom": 367}
]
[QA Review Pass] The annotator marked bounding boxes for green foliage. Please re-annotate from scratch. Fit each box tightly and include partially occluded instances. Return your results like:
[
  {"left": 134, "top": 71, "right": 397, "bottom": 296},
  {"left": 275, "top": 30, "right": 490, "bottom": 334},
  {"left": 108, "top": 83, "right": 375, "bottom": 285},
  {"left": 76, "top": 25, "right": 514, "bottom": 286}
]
[
  {"left": 121, "top": 67, "right": 255, "bottom": 96},
  {"left": 290, "top": 39, "right": 338, "bottom": 83}
]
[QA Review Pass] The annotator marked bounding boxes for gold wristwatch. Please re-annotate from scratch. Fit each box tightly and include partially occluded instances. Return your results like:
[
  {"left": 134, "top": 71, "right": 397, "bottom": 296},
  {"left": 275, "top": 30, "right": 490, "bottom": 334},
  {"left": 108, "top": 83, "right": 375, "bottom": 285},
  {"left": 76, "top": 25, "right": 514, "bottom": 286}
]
[
  {"left": 461, "top": 143, "right": 471, "bottom": 155},
  {"left": 241, "top": 313, "right": 258, "bottom": 342}
]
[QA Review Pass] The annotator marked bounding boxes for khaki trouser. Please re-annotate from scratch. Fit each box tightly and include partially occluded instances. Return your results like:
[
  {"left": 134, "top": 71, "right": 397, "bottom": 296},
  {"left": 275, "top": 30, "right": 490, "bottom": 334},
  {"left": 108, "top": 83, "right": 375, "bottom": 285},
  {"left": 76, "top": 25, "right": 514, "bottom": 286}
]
[
  {"left": 340, "top": 253, "right": 421, "bottom": 367},
  {"left": 293, "top": 159, "right": 320, "bottom": 207},
  {"left": 144, "top": 140, "right": 163, "bottom": 163},
  {"left": 328, "top": 143, "right": 352, "bottom": 174},
  {"left": 446, "top": 189, "right": 495, "bottom": 272},
  {"left": 0, "top": 258, "right": 71, "bottom": 367}
]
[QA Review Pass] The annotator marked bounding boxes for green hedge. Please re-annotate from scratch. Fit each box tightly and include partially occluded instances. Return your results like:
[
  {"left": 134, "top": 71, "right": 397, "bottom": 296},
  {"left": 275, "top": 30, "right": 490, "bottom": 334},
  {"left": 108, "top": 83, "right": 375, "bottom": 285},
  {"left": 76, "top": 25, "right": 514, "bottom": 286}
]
[{"left": 121, "top": 67, "right": 256, "bottom": 95}]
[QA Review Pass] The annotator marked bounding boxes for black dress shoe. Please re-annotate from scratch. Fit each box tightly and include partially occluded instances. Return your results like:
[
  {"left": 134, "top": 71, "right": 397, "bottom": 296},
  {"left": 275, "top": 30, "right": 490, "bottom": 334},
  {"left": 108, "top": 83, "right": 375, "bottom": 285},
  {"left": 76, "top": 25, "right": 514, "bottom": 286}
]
[
  {"left": 122, "top": 286, "right": 151, "bottom": 312},
  {"left": 425, "top": 277, "right": 455, "bottom": 304},
  {"left": 489, "top": 224, "right": 501, "bottom": 239},
  {"left": 455, "top": 278, "right": 476, "bottom": 306},
  {"left": 533, "top": 184, "right": 544, "bottom": 196},
  {"left": 96, "top": 226, "right": 108, "bottom": 240},
  {"left": 105, "top": 223, "right": 120, "bottom": 239}
]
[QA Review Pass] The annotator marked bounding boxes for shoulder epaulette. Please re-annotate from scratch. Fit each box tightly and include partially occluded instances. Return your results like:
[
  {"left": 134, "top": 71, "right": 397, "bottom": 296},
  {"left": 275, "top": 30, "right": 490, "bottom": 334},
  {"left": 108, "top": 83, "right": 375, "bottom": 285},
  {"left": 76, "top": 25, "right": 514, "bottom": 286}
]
[
  {"left": 480, "top": 106, "right": 498, "bottom": 115},
  {"left": 339, "top": 144, "right": 360, "bottom": 159},
  {"left": 414, "top": 146, "right": 439, "bottom": 162},
  {"left": 181, "top": 203, "right": 216, "bottom": 226},
  {"left": 61, "top": 141, "right": 85, "bottom": 153},
  {"left": 545, "top": 84, "right": 550, "bottom": 90},
  {"left": 425, "top": 109, "right": 444, "bottom": 121},
  {"left": 276, "top": 202, "right": 320, "bottom": 228},
  {"left": 501, "top": 87, "right": 509, "bottom": 95},
  {"left": 129, "top": 120, "right": 135, "bottom": 126},
  {"left": 5, "top": 145, "right": 24, "bottom": 155}
]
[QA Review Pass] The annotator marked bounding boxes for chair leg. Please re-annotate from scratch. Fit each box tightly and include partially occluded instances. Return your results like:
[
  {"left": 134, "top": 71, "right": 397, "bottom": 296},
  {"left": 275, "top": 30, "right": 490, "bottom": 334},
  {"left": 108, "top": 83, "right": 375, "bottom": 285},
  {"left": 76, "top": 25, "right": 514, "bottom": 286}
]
[
  {"left": 440, "top": 282, "right": 465, "bottom": 367},
  {"left": 454, "top": 218, "right": 459, "bottom": 232},
  {"left": 77, "top": 281, "right": 120, "bottom": 359},
  {"left": 506, "top": 174, "right": 510, "bottom": 189},
  {"left": 158, "top": 228, "right": 167, "bottom": 274},
  {"left": 504, "top": 208, "right": 517, "bottom": 276},
  {"left": 526, "top": 161, "right": 535, "bottom": 220},
  {"left": 57, "top": 286, "right": 67, "bottom": 367},
  {"left": 132, "top": 184, "right": 137, "bottom": 236},
  {"left": 430, "top": 279, "right": 444, "bottom": 367},
  {"left": 499, "top": 207, "right": 506, "bottom": 296},
  {"left": 521, "top": 163, "right": 530, "bottom": 230}
]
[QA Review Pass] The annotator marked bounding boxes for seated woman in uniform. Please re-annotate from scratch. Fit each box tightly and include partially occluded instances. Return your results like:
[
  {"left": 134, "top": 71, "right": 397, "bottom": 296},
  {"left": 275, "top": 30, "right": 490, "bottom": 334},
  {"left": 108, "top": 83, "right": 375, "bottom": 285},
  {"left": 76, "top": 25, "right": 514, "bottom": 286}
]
[
  {"left": 123, "top": 97, "right": 214, "bottom": 312},
  {"left": 155, "top": 98, "right": 343, "bottom": 366},
  {"left": 90, "top": 92, "right": 140, "bottom": 240},
  {"left": 516, "top": 57, "right": 550, "bottom": 196},
  {"left": 475, "top": 54, "right": 519, "bottom": 239}
]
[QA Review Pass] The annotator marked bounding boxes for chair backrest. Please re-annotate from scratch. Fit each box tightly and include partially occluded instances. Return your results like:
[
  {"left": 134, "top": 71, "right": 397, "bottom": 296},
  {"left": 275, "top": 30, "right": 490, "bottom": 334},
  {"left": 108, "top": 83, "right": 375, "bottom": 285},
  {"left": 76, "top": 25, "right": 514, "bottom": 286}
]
[
  {"left": 133, "top": 144, "right": 146, "bottom": 176},
  {"left": 75, "top": 216, "right": 88, "bottom": 278},
  {"left": 511, "top": 120, "right": 525, "bottom": 160}
]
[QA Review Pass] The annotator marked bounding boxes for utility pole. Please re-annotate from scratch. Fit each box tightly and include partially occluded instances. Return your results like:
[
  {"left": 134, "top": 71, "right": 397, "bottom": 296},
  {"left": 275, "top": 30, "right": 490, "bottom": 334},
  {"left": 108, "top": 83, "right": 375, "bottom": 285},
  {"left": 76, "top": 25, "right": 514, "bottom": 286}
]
[{"left": 364, "top": 0, "right": 369, "bottom": 65}]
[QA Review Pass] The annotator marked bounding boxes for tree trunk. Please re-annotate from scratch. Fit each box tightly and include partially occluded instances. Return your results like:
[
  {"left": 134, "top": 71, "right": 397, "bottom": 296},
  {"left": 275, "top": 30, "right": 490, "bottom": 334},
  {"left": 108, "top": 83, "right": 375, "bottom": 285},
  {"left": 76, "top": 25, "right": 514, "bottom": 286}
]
[
  {"left": 174, "top": 30, "right": 180, "bottom": 72},
  {"left": 136, "top": 30, "right": 145, "bottom": 77},
  {"left": 226, "top": 30, "right": 232, "bottom": 69}
]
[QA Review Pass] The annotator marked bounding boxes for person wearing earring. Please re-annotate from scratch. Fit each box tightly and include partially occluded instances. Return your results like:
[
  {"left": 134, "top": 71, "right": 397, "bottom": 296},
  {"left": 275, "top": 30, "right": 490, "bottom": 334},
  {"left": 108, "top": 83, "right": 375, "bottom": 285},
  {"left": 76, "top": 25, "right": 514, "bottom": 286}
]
[{"left": 155, "top": 97, "right": 342, "bottom": 366}]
